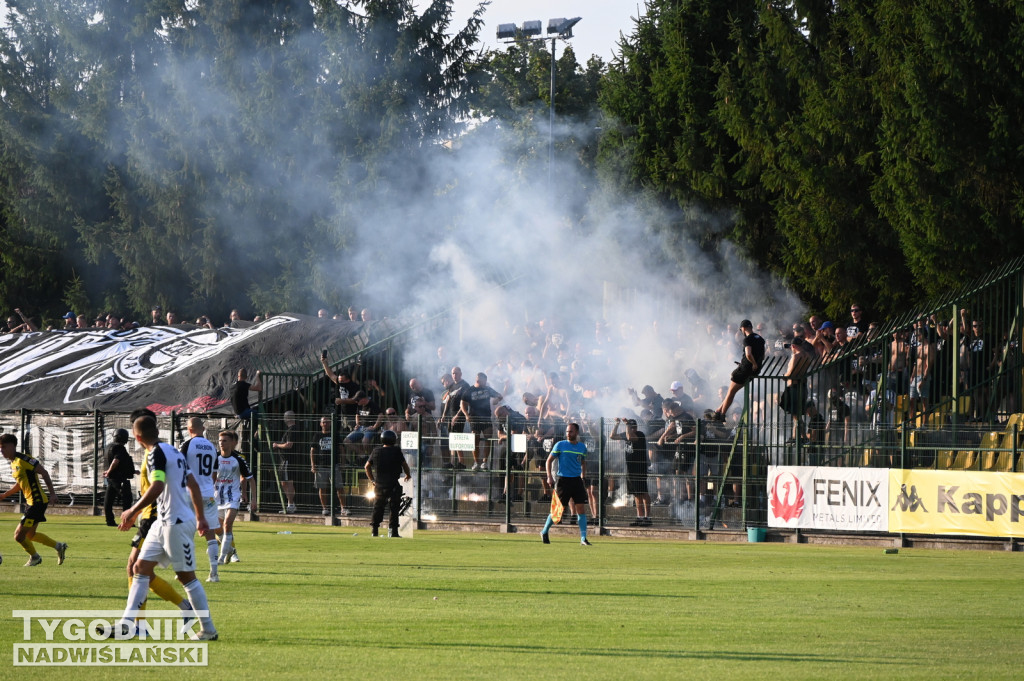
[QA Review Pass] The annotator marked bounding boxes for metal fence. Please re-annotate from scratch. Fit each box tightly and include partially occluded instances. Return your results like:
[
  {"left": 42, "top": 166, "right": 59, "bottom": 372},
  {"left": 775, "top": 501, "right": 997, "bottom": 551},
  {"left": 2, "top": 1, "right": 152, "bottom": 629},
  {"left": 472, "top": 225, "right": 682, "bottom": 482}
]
[
  {"left": 743, "top": 256, "right": 1024, "bottom": 471},
  {"left": 1, "top": 407, "right": 1022, "bottom": 537}
]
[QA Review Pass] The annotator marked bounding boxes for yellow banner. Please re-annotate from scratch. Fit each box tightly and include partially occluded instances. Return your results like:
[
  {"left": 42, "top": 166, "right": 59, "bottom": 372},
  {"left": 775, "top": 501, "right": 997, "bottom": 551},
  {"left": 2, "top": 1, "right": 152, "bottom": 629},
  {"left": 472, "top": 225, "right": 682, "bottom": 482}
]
[{"left": 889, "top": 470, "right": 1024, "bottom": 537}]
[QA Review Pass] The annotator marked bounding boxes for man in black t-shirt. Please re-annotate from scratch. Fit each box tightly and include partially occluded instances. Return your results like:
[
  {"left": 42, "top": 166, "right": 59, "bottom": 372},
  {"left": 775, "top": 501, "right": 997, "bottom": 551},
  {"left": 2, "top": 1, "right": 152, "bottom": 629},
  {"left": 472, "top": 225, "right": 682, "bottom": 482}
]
[
  {"left": 610, "top": 418, "right": 650, "bottom": 526},
  {"left": 230, "top": 368, "right": 262, "bottom": 418},
  {"left": 460, "top": 372, "right": 503, "bottom": 471},
  {"left": 103, "top": 429, "right": 135, "bottom": 526},
  {"left": 494, "top": 404, "right": 528, "bottom": 501},
  {"left": 710, "top": 319, "right": 766, "bottom": 422},
  {"left": 320, "top": 353, "right": 361, "bottom": 428},
  {"left": 344, "top": 392, "right": 383, "bottom": 450},
  {"left": 364, "top": 431, "right": 411, "bottom": 538}
]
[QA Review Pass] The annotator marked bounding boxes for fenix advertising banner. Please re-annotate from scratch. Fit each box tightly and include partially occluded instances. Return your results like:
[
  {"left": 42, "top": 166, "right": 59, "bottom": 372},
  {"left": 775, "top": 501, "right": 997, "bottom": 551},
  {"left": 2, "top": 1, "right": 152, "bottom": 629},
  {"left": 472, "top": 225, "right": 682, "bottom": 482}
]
[
  {"left": 768, "top": 466, "right": 889, "bottom": 532},
  {"left": 889, "top": 469, "right": 1024, "bottom": 537}
]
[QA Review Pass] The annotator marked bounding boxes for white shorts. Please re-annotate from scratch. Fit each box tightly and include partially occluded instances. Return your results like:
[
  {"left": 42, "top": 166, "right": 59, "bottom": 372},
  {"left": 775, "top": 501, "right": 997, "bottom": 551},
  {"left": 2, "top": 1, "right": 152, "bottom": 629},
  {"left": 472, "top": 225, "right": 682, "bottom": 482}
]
[
  {"left": 216, "top": 483, "right": 242, "bottom": 510},
  {"left": 200, "top": 497, "right": 219, "bottom": 532},
  {"left": 138, "top": 520, "right": 198, "bottom": 572}
]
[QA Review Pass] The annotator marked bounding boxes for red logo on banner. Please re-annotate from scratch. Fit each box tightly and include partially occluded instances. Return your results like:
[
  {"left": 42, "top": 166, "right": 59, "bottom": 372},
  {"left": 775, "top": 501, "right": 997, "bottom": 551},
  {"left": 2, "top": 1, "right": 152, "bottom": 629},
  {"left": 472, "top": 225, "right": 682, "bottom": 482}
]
[{"left": 770, "top": 472, "right": 805, "bottom": 522}]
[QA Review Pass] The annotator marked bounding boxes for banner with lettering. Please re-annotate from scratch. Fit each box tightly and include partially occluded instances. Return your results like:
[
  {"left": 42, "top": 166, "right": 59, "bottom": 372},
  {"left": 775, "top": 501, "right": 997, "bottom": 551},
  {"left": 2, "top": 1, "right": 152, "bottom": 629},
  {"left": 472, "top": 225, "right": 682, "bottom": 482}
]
[
  {"left": 889, "top": 469, "right": 1024, "bottom": 537},
  {"left": 768, "top": 466, "right": 889, "bottom": 532}
]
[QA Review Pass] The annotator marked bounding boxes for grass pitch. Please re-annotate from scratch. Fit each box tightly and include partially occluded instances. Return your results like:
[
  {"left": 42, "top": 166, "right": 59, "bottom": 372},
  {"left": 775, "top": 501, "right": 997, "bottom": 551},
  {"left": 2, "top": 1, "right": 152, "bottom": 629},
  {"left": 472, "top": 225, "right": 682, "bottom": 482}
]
[{"left": 0, "top": 515, "right": 1021, "bottom": 680}]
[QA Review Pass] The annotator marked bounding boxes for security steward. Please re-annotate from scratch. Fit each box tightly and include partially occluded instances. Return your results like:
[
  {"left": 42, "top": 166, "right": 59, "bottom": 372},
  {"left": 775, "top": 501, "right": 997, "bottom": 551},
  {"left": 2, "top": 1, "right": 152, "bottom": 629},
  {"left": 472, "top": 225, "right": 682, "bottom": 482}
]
[
  {"left": 364, "top": 430, "right": 411, "bottom": 538},
  {"left": 103, "top": 428, "right": 136, "bottom": 526}
]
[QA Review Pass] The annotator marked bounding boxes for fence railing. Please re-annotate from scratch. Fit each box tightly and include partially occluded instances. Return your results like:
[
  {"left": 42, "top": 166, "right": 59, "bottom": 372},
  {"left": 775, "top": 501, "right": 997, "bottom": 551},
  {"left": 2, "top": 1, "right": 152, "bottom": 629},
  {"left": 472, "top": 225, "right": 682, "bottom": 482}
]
[{"left": 2, "top": 409, "right": 1021, "bottom": 538}]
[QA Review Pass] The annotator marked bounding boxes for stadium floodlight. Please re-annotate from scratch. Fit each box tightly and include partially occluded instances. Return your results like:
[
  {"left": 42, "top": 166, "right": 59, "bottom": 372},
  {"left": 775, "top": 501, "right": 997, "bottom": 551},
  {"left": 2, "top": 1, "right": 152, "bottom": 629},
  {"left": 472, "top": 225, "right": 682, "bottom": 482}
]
[
  {"left": 521, "top": 20, "right": 542, "bottom": 37},
  {"left": 498, "top": 16, "right": 582, "bottom": 198},
  {"left": 547, "top": 17, "right": 582, "bottom": 37},
  {"left": 496, "top": 23, "right": 517, "bottom": 40}
]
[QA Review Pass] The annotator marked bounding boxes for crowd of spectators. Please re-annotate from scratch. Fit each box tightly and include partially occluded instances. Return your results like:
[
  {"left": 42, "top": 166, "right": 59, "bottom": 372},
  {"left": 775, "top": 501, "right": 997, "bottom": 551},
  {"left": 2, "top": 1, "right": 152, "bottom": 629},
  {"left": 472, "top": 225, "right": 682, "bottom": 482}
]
[
  {"left": 0, "top": 305, "right": 377, "bottom": 333},
  {"left": 288, "top": 301, "right": 1021, "bottom": 518},
  {"left": 7, "top": 298, "right": 1019, "bottom": 517}
]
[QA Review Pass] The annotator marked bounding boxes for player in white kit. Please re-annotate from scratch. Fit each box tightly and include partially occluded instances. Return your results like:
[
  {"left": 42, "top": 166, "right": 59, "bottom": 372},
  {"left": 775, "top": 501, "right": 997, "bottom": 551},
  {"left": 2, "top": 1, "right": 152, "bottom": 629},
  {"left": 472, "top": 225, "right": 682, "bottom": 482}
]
[
  {"left": 181, "top": 417, "right": 221, "bottom": 582},
  {"left": 115, "top": 416, "right": 217, "bottom": 640},
  {"left": 214, "top": 431, "right": 255, "bottom": 565}
]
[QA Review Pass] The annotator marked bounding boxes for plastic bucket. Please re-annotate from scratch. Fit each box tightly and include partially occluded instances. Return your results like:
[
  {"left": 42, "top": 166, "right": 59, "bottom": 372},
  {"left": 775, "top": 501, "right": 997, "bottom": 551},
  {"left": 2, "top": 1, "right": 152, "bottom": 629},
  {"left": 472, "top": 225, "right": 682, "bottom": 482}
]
[{"left": 747, "top": 527, "right": 766, "bottom": 543}]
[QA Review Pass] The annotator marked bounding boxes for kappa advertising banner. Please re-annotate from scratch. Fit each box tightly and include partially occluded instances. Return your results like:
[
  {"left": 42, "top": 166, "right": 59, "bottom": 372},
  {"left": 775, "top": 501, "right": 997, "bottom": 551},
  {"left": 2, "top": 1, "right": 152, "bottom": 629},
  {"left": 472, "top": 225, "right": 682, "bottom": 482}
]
[
  {"left": 768, "top": 466, "right": 889, "bottom": 532},
  {"left": 889, "top": 469, "right": 1024, "bottom": 537},
  {"left": 0, "top": 315, "right": 384, "bottom": 414}
]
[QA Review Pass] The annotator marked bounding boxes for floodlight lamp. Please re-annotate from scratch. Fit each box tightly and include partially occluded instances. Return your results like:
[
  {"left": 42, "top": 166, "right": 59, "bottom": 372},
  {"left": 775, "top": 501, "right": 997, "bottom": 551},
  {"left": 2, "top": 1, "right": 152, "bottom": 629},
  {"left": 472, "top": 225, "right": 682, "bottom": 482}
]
[
  {"left": 548, "top": 17, "right": 582, "bottom": 37},
  {"left": 522, "top": 20, "right": 542, "bottom": 37},
  {"left": 496, "top": 23, "right": 517, "bottom": 40}
]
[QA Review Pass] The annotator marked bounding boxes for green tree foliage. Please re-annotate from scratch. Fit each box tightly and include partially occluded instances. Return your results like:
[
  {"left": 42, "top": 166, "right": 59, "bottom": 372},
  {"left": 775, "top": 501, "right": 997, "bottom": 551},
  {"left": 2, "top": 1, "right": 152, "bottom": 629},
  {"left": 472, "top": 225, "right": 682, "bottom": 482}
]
[
  {"left": 0, "top": 0, "right": 485, "bottom": 322},
  {"left": 465, "top": 37, "right": 605, "bottom": 204},
  {"left": 599, "top": 0, "right": 1024, "bottom": 320}
]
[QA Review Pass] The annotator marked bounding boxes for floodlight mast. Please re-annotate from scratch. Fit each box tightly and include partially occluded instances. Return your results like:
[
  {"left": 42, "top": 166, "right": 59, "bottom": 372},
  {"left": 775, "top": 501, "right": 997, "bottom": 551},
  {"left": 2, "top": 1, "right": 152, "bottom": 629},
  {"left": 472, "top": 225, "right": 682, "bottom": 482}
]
[{"left": 496, "top": 17, "right": 582, "bottom": 194}]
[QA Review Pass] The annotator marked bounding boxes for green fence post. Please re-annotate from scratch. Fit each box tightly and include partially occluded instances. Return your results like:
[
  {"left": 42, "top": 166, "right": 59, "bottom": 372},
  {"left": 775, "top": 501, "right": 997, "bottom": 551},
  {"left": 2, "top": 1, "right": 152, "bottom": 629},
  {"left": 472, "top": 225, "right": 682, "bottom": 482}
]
[
  {"left": 597, "top": 417, "right": 605, "bottom": 533},
  {"left": 92, "top": 410, "right": 101, "bottom": 515},
  {"left": 694, "top": 420, "right": 702, "bottom": 533},
  {"left": 415, "top": 413, "right": 423, "bottom": 528}
]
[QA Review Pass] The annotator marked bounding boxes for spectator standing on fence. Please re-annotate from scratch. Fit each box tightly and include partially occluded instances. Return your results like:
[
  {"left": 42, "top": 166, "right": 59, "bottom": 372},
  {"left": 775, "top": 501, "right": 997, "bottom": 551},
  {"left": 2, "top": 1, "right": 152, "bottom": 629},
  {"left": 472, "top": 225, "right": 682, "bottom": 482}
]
[
  {"left": 494, "top": 404, "right": 529, "bottom": 502},
  {"left": 710, "top": 319, "right": 765, "bottom": 423},
  {"left": 230, "top": 368, "right": 262, "bottom": 420},
  {"left": 611, "top": 418, "right": 650, "bottom": 527},
  {"left": 344, "top": 391, "right": 384, "bottom": 455},
  {"left": 780, "top": 340, "right": 815, "bottom": 442},
  {"left": 0, "top": 433, "right": 68, "bottom": 566},
  {"left": 908, "top": 320, "right": 936, "bottom": 422},
  {"left": 103, "top": 428, "right": 136, "bottom": 527},
  {"left": 364, "top": 430, "right": 411, "bottom": 538},
  {"left": 181, "top": 418, "right": 222, "bottom": 582},
  {"left": 446, "top": 366, "right": 471, "bottom": 432},
  {"left": 320, "top": 352, "right": 360, "bottom": 428},
  {"left": 406, "top": 378, "right": 436, "bottom": 418},
  {"left": 889, "top": 328, "right": 911, "bottom": 399},
  {"left": 540, "top": 422, "right": 592, "bottom": 546},
  {"left": 460, "top": 372, "right": 503, "bottom": 471},
  {"left": 311, "top": 416, "right": 348, "bottom": 516},
  {"left": 270, "top": 411, "right": 299, "bottom": 513},
  {"left": 963, "top": 311, "right": 998, "bottom": 422}
]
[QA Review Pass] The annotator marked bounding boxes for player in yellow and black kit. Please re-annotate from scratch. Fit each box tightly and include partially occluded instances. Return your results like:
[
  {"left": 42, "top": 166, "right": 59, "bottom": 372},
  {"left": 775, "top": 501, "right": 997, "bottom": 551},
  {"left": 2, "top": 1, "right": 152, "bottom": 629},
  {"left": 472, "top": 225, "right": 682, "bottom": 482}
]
[{"left": 0, "top": 433, "right": 68, "bottom": 566}]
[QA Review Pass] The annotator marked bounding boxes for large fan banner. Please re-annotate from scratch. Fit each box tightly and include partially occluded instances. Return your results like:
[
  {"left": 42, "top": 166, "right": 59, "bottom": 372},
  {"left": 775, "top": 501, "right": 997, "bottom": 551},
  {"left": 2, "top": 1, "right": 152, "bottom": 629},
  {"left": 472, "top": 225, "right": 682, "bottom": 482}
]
[{"left": 0, "top": 315, "right": 377, "bottom": 414}]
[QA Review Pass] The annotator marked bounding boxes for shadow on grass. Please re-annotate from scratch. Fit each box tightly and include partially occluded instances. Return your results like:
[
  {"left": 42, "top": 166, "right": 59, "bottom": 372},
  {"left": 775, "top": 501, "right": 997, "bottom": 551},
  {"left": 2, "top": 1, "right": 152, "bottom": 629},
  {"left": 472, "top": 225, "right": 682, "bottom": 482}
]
[{"left": 329, "top": 640, "right": 905, "bottom": 665}]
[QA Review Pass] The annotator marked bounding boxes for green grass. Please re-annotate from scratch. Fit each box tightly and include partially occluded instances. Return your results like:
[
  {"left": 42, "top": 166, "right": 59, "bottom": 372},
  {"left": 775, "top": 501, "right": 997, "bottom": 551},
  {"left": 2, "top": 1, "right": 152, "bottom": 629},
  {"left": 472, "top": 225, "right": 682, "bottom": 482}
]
[{"left": 0, "top": 515, "right": 1022, "bottom": 680}]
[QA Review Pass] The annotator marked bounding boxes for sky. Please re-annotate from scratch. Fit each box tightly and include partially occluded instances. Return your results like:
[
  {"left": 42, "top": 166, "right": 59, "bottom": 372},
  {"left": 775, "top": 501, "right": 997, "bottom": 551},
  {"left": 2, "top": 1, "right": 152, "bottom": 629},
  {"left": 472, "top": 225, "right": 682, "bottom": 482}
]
[{"left": 450, "top": 0, "right": 645, "bottom": 63}]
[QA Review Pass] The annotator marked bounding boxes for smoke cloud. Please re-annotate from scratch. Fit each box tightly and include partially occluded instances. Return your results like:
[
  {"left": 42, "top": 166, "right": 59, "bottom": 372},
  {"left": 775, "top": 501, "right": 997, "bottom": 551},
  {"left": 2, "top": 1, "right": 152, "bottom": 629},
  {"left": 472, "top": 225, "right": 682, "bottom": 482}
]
[{"left": 22, "top": 4, "right": 807, "bottom": 417}]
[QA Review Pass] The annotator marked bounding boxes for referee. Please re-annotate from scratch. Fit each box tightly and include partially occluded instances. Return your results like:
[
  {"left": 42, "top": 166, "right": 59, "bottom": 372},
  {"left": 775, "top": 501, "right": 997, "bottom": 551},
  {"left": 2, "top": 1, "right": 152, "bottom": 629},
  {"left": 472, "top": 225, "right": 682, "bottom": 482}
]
[{"left": 540, "top": 423, "right": 592, "bottom": 546}]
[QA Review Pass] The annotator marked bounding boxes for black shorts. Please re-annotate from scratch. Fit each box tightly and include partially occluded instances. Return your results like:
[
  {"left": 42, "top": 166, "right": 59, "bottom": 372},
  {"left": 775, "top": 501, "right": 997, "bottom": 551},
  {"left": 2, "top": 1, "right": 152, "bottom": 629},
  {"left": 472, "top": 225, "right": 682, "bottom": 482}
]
[
  {"left": 780, "top": 384, "right": 808, "bottom": 415},
  {"left": 469, "top": 420, "right": 493, "bottom": 435},
  {"left": 625, "top": 476, "right": 649, "bottom": 496},
  {"left": 731, "top": 364, "right": 759, "bottom": 385},
  {"left": 132, "top": 517, "right": 155, "bottom": 548},
  {"left": 21, "top": 503, "right": 47, "bottom": 528},
  {"left": 555, "top": 477, "right": 588, "bottom": 506}
]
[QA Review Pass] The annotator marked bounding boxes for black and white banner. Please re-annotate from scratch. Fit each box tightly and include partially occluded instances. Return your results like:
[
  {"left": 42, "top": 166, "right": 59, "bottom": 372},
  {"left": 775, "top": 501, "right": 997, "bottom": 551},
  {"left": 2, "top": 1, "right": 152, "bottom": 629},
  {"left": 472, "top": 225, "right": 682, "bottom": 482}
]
[{"left": 0, "top": 314, "right": 383, "bottom": 415}]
